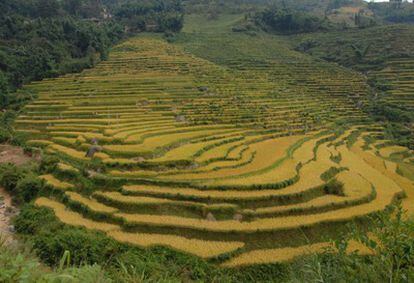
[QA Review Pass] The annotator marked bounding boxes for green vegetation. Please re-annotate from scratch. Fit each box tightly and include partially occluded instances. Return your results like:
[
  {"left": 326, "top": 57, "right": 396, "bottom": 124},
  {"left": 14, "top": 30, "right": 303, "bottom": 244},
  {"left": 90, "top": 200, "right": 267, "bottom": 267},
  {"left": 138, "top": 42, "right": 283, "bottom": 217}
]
[
  {"left": 369, "top": 1, "right": 414, "bottom": 24},
  {"left": 3, "top": 190, "right": 414, "bottom": 282},
  {"left": 0, "top": 0, "right": 184, "bottom": 111},
  {"left": 1, "top": 0, "right": 414, "bottom": 281},
  {"left": 251, "top": 7, "right": 331, "bottom": 34},
  {"left": 292, "top": 24, "right": 414, "bottom": 148}
]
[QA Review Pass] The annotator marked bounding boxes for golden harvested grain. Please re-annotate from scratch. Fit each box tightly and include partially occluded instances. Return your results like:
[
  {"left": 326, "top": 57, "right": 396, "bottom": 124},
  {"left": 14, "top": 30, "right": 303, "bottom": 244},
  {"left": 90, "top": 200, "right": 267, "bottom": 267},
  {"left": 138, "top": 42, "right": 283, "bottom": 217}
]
[
  {"left": 47, "top": 143, "right": 90, "bottom": 161},
  {"left": 65, "top": 192, "right": 117, "bottom": 213},
  {"left": 163, "top": 135, "right": 304, "bottom": 181},
  {"left": 379, "top": 145, "right": 408, "bottom": 158},
  {"left": 57, "top": 163, "right": 79, "bottom": 173},
  {"left": 96, "top": 191, "right": 237, "bottom": 209},
  {"left": 151, "top": 133, "right": 244, "bottom": 163},
  {"left": 351, "top": 137, "right": 414, "bottom": 217},
  {"left": 39, "top": 174, "right": 74, "bottom": 190},
  {"left": 26, "top": 140, "right": 53, "bottom": 146},
  {"left": 384, "top": 160, "right": 397, "bottom": 173},
  {"left": 221, "top": 240, "right": 374, "bottom": 267},
  {"left": 52, "top": 137, "right": 77, "bottom": 145},
  {"left": 115, "top": 145, "right": 402, "bottom": 233},
  {"left": 244, "top": 170, "right": 373, "bottom": 215},
  {"left": 35, "top": 197, "right": 118, "bottom": 232},
  {"left": 107, "top": 230, "right": 244, "bottom": 258},
  {"left": 105, "top": 128, "right": 235, "bottom": 154}
]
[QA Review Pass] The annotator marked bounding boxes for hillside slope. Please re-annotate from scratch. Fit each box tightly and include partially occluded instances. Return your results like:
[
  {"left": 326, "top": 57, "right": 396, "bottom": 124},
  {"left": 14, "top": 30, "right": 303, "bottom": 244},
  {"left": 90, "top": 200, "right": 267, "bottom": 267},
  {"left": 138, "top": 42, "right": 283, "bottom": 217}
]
[
  {"left": 11, "top": 12, "right": 414, "bottom": 267},
  {"left": 293, "top": 24, "right": 414, "bottom": 148}
]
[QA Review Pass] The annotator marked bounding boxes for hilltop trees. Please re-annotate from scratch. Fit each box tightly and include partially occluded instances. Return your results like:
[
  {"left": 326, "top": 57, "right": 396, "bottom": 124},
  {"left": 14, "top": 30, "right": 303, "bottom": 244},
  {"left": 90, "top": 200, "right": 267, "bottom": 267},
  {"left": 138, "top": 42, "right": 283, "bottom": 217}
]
[
  {"left": 0, "top": 0, "right": 184, "bottom": 110},
  {"left": 113, "top": 0, "right": 184, "bottom": 32},
  {"left": 253, "top": 7, "right": 330, "bottom": 34},
  {"left": 369, "top": 0, "right": 414, "bottom": 23}
]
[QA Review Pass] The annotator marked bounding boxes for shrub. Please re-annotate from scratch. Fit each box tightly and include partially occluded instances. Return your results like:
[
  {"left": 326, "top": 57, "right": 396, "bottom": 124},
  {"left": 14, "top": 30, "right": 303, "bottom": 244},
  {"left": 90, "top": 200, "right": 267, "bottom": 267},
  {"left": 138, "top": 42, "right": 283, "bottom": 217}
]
[
  {"left": 290, "top": 206, "right": 414, "bottom": 282},
  {"left": 0, "top": 127, "right": 11, "bottom": 143},
  {"left": 14, "top": 174, "right": 44, "bottom": 203},
  {"left": 0, "top": 163, "right": 25, "bottom": 192},
  {"left": 324, "top": 179, "right": 345, "bottom": 196},
  {"left": 33, "top": 228, "right": 121, "bottom": 266},
  {"left": 0, "top": 239, "right": 111, "bottom": 282},
  {"left": 39, "top": 154, "right": 59, "bottom": 173},
  {"left": 14, "top": 205, "right": 61, "bottom": 235}
]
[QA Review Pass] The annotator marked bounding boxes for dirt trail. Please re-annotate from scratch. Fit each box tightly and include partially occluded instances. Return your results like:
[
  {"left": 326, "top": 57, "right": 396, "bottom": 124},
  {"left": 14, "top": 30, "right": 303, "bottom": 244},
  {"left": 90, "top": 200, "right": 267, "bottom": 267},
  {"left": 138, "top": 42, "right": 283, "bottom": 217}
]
[
  {"left": 0, "top": 187, "right": 14, "bottom": 242},
  {"left": 0, "top": 144, "right": 34, "bottom": 242},
  {"left": 0, "top": 144, "right": 33, "bottom": 165}
]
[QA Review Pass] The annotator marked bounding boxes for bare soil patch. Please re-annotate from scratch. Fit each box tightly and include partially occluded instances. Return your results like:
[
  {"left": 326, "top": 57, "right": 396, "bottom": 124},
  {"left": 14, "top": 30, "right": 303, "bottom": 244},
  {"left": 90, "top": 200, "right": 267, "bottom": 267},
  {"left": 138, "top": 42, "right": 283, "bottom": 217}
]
[
  {"left": 0, "top": 144, "right": 33, "bottom": 166},
  {"left": 0, "top": 187, "right": 15, "bottom": 242},
  {"left": 0, "top": 144, "right": 34, "bottom": 243}
]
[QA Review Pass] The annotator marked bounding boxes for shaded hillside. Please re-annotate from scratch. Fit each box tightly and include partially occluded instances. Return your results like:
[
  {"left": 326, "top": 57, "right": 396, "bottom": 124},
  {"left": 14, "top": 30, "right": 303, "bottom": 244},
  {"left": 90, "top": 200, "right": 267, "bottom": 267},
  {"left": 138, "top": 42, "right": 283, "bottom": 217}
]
[
  {"left": 0, "top": 0, "right": 184, "bottom": 112},
  {"left": 292, "top": 24, "right": 414, "bottom": 148}
]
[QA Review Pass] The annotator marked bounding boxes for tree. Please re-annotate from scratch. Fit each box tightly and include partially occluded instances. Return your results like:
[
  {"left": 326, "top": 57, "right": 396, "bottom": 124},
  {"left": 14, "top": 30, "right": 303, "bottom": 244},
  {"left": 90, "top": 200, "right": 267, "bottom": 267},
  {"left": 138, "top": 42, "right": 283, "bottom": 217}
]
[
  {"left": 63, "top": 0, "right": 82, "bottom": 16},
  {"left": 0, "top": 71, "right": 9, "bottom": 109},
  {"left": 35, "top": 0, "right": 61, "bottom": 18}
]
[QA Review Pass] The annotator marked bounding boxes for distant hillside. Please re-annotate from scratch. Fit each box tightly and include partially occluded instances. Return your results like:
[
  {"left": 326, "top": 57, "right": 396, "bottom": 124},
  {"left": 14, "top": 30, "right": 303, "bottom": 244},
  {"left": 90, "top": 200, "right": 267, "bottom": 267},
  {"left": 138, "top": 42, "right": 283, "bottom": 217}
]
[
  {"left": 292, "top": 24, "right": 414, "bottom": 148},
  {"left": 0, "top": 0, "right": 184, "bottom": 111}
]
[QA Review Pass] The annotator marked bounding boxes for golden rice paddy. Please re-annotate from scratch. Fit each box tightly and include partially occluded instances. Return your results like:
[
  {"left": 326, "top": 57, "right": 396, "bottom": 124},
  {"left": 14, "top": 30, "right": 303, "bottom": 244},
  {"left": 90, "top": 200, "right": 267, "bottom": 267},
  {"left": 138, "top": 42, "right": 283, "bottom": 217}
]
[
  {"left": 108, "top": 230, "right": 244, "bottom": 258},
  {"left": 20, "top": 36, "right": 414, "bottom": 266}
]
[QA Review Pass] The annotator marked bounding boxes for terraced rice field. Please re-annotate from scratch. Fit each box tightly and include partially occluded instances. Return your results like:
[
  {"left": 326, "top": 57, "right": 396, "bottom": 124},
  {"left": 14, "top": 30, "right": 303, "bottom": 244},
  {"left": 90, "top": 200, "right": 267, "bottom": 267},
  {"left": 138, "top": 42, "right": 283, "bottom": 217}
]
[
  {"left": 16, "top": 34, "right": 414, "bottom": 267},
  {"left": 372, "top": 58, "right": 414, "bottom": 113}
]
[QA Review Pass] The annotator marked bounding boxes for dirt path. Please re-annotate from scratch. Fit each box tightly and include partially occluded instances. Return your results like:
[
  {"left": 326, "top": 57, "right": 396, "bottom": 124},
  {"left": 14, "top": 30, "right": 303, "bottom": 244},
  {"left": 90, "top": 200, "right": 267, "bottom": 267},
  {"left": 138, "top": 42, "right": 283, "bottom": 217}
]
[
  {"left": 0, "top": 144, "right": 33, "bottom": 165},
  {"left": 0, "top": 187, "right": 14, "bottom": 242},
  {"left": 0, "top": 144, "right": 34, "bottom": 243}
]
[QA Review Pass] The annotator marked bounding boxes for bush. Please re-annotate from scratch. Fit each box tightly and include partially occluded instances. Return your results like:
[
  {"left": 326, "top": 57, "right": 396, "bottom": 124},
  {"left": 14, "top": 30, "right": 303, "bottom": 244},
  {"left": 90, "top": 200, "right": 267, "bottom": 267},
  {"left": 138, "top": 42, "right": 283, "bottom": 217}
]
[
  {"left": 14, "top": 205, "right": 61, "bottom": 235},
  {"left": 324, "top": 179, "right": 345, "bottom": 196},
  {"left": 0, "top": 128, "right": 11, "bottom": 143},
  {"left": 0, "top": 163, "right": 25, "bottom": 192},
  {"left": 253, "top": 7, "right": 330, "bottom": 34},
  {"left": 34, "top": 228, "right": 121, "bottom": 266},
  {"left": 0, "top": 240, "right": 110, "bottom": 283},
  {"left": 290, "top": 206, "right": 414, "bottom": 282},
  {"left": 14, "top": 174, "right": 44, "bottom": 203},
  {"left": 39, "top": 154, "right": 59, "bottom": 173}
]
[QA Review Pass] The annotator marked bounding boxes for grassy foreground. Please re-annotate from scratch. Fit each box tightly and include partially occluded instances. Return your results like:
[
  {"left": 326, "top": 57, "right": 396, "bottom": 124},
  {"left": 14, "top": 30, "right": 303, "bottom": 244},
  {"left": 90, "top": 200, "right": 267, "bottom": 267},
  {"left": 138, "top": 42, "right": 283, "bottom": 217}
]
[{"left": 2, "top": 204, "right": 414, "bottom": 282}]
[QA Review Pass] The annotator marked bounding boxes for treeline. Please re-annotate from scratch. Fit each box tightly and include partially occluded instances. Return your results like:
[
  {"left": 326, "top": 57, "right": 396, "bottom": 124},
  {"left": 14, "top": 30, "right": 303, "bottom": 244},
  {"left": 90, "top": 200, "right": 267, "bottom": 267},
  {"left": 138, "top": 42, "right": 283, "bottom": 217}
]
[
  {"left": 369, "top": 1, "right": 414, "bottom": 24},
  {"left": 0, "top": 0, "right": 184, "bottom": 110},
  {"left": 109, "top": 0, "right": 184, "bottom": 32},
  {"left": 252, "top": 7, "right": 331, "bottom": 34}
]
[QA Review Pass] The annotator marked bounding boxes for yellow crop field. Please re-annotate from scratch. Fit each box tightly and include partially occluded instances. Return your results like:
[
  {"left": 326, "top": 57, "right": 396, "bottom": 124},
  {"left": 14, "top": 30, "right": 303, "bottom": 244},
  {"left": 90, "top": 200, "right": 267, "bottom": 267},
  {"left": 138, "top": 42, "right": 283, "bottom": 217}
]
[
  {"left": 150, "top": 133, "right": 244, "bottom": 163},
  {"left": 108, "top": 230, "right": 244, "bottom": 258},
  {"left": 66, "top": 192, "right": 117, "bottom": 213},
  {"left": 26, "top": 140, "right": 54, "bottom": 147},
  {"left": 162, "top": 135, "right": 304, "bottom": 181},
  {"left": 47, "top": 144, "right": 90, "bottom": 161},
  {"left": 194, "top": 137, "right": 254, "bottom": 163},
  {"left": 52, "top": 137, "right": 77, "bottom": 145},
  {"left": 35, "top": 197, "right": 119, "bottom": 232},
  {"left": 16, "top": 34, "right": 414, "bottom": 268},
  {"left": 221, "top": 239, "right": 374, "bottom": 267},
  {"left": 244, "top": 171, "right": 373, "bottom": 216},
  {"left": 104, "top": 128, "right": 236, "bottom": 155},
  {"left": 379, "top": 145, "right": 409, "bottom": 158},
  {"left": 95, "top": 191, "right": 237, "bottom": 210},
  {"left": 57, "top": 162, "right": 79, "bottom": 173},
  {"left": 40, "top": 174, "right": 74, "bottom": 190}
]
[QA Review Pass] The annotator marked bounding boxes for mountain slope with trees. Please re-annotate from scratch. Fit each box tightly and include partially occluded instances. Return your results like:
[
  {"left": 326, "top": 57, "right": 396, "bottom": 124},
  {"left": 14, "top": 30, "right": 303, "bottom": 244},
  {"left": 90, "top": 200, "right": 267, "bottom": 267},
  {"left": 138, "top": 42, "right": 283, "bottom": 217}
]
[{"left": 0, "top": 0, "right": 184, "bottom": 111}]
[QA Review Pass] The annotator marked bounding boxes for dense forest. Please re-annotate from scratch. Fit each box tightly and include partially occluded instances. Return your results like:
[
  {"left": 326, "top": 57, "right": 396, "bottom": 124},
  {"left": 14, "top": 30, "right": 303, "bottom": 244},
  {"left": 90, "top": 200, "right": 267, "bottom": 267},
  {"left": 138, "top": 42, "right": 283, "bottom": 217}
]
[{"left": 0, "top": 0, "right": 184, "bottom": 110}]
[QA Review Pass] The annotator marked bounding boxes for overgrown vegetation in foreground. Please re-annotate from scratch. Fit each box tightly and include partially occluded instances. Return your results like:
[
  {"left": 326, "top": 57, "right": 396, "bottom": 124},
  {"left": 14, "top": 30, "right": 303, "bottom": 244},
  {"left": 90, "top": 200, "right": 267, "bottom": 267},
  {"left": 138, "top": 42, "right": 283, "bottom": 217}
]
[
  {"left": 2, "top": 180, "right": 414, "bottom": 282},
  {"left": 1, "top": 151, "right": 414, "bottom": 282}
]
